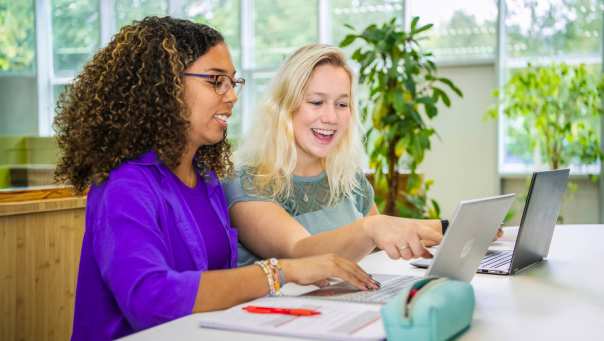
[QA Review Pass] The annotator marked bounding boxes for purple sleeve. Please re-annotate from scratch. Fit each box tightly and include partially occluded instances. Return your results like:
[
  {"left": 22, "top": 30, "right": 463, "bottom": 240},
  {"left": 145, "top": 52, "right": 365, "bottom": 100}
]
[{"left": 92, "top": 177, "right": 202, "bottom": 331}]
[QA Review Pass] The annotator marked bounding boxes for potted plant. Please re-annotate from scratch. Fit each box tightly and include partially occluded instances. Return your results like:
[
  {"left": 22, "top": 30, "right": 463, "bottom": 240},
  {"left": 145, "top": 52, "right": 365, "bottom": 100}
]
[
  {"left": 487, "top": 63, "right": 604, "bottom": 172},
  {"left": 340, "top": 17, "right": 463, "bottom": 218}
]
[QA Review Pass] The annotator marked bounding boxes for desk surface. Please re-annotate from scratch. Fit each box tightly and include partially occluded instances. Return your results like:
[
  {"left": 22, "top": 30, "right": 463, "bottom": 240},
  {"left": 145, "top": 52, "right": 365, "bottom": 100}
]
[{"left": 122, "top": 225, "right": 604, "bottom": 341}]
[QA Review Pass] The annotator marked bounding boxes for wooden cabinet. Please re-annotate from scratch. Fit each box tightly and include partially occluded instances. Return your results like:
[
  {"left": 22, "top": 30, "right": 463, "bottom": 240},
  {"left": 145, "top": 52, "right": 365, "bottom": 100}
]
[{"left": 0, "top": 188, "right": 85, "bottom": 341}]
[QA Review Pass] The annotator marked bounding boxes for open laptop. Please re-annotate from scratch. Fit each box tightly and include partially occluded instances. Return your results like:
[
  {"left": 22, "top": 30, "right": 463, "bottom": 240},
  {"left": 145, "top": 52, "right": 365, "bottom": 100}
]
[
  {"left": 301, "top": 193, "right": 515, "bottom": 304},
  {"left": 412, "top": 169, "right": 569, "bottom": 275}
]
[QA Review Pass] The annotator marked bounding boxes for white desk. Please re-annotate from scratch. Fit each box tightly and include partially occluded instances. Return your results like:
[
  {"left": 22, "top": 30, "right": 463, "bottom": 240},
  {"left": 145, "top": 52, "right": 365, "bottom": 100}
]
[{"left": 122, "top": 225, "right": 604, "bottom": 341}]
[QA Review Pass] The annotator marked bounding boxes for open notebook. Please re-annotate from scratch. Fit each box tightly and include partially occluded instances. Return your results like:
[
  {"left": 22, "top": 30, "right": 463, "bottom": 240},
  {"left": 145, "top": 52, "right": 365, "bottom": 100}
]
[{"left": 198, "top": 296, "right": 385, "bottom": 341}]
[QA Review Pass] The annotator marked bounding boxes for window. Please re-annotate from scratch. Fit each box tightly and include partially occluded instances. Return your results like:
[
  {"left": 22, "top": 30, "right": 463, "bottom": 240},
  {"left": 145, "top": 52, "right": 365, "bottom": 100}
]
[
  {"left": 52, "top": 0, "right": 100, "bottom": 77},
  {"left": 116, "top": 0, "right": 168, "bottom": 29},
  {"left": 330, "top": 0, "right": 404, "bottom": 57},
  {"left": 0, "top": 0, "right": 35, "bottom": 74},
  {"left": 185, "top": 0, "right": 240, "bottom": 62},
  {"left": 2, "top": 0, "right": 601, "bottom": 189},
  {"left": 407, "top": 0, "right": 497, "bottom": 62},
  {"left": 506, "top": 0, "right": 602, "bottom": 61},
  {"left": 500, "top": 0, "right": 603, "bottom": 174},
  {"left": 253, "top": 1, "right": 317, "bottom": 68},
  {"left": 0, "top": 0, "right": 36, "bottom": 137}
]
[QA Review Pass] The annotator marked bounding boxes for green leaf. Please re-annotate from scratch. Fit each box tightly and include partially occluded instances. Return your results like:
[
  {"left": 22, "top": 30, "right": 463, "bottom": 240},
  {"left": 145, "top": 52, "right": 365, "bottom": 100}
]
[
  {"left": 339, "top": 34, "right": 357, "bottom": 48},
  {"left": 425, "top": 103, "right": 438, "bottom": 118},
  {"left": 410, "top": 16, "right": 419, "bottom": 31},
  {"left": 438, "top": 77, "right": 463, "bottom": 97},
  {"left": 395, "top": 139, "right": 406, "bottom": 158},
  {"left": 433, "top": 87, "right": 451, "bottom": 107},
  {"left": 392, "top": 91, "right": 405, "bottom": 113},
  {"left": 413, "top": 23, "right": 433, "bottom": 35}
]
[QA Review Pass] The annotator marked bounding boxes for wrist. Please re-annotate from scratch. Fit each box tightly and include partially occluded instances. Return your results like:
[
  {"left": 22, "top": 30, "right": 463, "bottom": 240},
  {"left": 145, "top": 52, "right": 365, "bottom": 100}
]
[
  {"left": 279, "top": 259, "right": 293, "bottom": 283},
  {"left": 360, "top": 215, "right": 378, "bottom": 243}
]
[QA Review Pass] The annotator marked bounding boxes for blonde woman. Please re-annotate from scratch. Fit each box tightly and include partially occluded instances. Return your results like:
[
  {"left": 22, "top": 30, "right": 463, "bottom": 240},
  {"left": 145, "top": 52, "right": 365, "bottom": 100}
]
[{"left": 223, "top": 44, "right": 444, "bottom": 267}]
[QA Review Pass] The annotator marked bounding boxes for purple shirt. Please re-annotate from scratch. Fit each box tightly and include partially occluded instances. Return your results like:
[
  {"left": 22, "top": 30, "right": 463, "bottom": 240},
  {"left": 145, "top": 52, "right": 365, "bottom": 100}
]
[
  {"left": 169, "top": 170, "right": 231, "bottom": 270},
  {"left": 71, "top": 151, "right": 238, "bottom": 341}
]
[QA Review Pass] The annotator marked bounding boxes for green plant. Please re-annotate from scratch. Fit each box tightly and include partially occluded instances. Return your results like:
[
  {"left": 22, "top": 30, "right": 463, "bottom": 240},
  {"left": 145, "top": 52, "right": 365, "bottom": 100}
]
[
  {"left": 340, "top": 17, "right": 462, "bottom": 218},
  {"left": 487, "top": 63, "right": 604, "bottom": 171}
]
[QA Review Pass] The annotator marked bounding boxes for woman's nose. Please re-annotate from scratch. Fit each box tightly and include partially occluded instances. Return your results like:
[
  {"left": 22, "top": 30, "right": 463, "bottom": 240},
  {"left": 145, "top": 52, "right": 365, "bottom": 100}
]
[
  {"left": 224, "top": 85, "right": 238, "bottom": 104},
  {"left": 320, "top": 105, "right": 338, "bottom": 123}
]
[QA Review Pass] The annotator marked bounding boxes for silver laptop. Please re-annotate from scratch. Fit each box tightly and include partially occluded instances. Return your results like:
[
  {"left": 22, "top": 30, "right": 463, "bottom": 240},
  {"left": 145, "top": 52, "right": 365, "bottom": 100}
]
[
  {"left": 413, "top": 169, "right": 569, "bottom": 275},
  {"left": 301, "top": 194, "right": 515, "bottom": 304}
]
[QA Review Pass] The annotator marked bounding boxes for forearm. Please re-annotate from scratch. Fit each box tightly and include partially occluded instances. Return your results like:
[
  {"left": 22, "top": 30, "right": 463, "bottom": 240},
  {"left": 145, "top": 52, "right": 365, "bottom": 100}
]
[
  {"left": 193, "top": 265, "right": 270, "bottom": 312},
  {"left": 290, "top": 218, "right": 375, "bottom": 262}
]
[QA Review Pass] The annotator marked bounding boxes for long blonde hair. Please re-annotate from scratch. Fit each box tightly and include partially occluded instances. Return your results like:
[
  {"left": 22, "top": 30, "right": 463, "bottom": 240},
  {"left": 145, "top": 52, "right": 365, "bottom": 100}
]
[{"left": 235, "top": 44, "right": 366, "bottom": 204}]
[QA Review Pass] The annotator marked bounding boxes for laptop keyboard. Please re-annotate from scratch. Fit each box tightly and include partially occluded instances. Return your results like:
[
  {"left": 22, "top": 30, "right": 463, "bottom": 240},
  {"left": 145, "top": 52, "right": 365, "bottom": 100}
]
[
  {"left": 480, "top": 250, "right": 513, "bottom": 270},
  {"left": 307, "top": 274, "right": 419, "bottom": 304}
]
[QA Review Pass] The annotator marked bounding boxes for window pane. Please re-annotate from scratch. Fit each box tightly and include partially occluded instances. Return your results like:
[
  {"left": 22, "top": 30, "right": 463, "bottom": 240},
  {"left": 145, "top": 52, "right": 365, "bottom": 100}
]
[
  {"left": 52, "top": 0, "right": 100, "bottom": 77},
  {"left": 501, "top": 64, "right": 602, "bottom": 173},
  {"left": 52, "top": 83, "right": 68, "bottom": 111},
  {"left": 506, "top": 0, "right": 603, "bottom": 58},
  {"left": 185, "top": 0, "right": 240, "bottom": 67},
  {"left": 0, "top": 0, "right": 35, "bottom": 73},
  {"left": 235, "top": 71, "right": 273, "bottom": 141},
  {"left": 250, "top": 71, "right": 273, "bottom": 107},
  {"left": 331, "top": 0, "right": 403, "bottom": 52},
  {"left": 116, "top": 0, "right": 167, "bottom": 29},
  {"left": 253, "top": 0, "right": 318, "bottom": 68},
  {"left": 408, "top": 0, "right": 497, "bottom": 60}
]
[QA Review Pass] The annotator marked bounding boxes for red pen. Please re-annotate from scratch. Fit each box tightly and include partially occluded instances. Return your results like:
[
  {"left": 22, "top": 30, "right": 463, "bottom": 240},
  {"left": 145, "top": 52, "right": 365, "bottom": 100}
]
[{"left": 242, "top": 305, "right": 321, "bottom": 316}]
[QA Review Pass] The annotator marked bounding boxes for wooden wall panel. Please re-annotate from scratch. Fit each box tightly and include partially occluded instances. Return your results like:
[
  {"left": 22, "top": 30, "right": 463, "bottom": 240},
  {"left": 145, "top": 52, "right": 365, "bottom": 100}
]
[{"left": 0, "top": 197, "right": 85, "bottom": 341}]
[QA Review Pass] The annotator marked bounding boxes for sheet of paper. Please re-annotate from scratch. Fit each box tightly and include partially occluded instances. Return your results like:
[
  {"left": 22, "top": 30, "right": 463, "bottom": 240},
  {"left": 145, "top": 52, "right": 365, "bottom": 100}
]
[{"left": 198, "top": 296, "right": 385, "bottom": 341}]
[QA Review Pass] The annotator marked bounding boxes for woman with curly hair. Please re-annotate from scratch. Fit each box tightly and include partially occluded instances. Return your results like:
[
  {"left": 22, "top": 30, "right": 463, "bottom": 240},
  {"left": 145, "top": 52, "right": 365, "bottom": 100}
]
[
  {"left": 55, "top": 17, "right": 378, "bottom": 341},
  {"left": 224, "top": 44, "right": 444, "bottom": 266}
]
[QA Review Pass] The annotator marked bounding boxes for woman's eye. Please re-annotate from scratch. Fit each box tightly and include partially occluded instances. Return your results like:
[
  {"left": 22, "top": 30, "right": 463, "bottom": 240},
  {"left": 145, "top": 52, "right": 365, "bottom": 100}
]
[
  {"left": 309, "top": 101, "right": 322, "bottom": 106},
  {"left": 337, "top": 102, "right": 349, "bottom": 108},
  {"left": 214, "top": 77, "right": 226, "bottom": 87}
]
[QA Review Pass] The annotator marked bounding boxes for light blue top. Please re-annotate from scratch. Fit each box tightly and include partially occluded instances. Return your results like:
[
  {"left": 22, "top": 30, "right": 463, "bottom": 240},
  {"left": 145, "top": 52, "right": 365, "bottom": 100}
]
[{"left": 223, "top": 169, "right": 375, "bottom": 266}]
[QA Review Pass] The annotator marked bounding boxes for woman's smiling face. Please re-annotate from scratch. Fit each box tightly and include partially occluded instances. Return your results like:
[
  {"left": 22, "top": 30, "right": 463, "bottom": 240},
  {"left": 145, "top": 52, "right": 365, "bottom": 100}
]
[
  {"left": 292, "top": 64, "right": 352, "bottom": 162},
  {"left": 182, "top": 43, "right": 238, "bottom": 147}
]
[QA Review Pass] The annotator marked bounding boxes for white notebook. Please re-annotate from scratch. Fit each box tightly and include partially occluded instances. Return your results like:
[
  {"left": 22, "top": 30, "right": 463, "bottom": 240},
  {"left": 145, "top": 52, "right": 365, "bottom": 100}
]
[{"left": 198, "top": 296, "right": 386, "bottom": 341}]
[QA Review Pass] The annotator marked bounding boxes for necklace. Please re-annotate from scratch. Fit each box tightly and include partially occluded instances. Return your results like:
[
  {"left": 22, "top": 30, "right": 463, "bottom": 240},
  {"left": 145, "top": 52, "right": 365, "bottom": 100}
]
[{"left": 294, "top": 180, "right": 314, "bottom": 203}]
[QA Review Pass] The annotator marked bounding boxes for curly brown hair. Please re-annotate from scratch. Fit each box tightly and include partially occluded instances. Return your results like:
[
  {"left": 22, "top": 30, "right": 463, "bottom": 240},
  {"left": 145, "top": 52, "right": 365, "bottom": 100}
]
[{"left": 53, "top": 16, "right": 233, "bottom": 193}]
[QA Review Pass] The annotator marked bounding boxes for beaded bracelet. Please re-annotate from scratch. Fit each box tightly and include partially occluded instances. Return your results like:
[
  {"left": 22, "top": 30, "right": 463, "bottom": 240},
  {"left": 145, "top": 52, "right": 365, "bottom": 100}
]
[
  {"left": 255, "top": 258, "right": 285, "bottom": 296},
  {"left": 273, "top": 258, "right": 286, "bottom": 288},
  {"left": 254, "top": 260, "right": 275, "bottom": 296},
  {"left": 268, "top": 258, "right": 284, "bottom": 294}
]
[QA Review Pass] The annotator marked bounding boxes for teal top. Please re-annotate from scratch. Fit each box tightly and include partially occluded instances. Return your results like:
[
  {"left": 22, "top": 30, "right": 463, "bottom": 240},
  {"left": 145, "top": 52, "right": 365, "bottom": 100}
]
[{"left": 223, "top": 169, "right": 375, "bottom": 266}]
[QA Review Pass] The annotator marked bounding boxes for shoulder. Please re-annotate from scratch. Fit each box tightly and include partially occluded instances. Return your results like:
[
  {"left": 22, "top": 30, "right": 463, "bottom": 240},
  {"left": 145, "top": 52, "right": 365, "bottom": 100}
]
[
  {"left": 89, "top": 154, "right": 166, "bottom": 213},
  {"left": 222, "top": 167, "right": 275, "bottom": 208}
]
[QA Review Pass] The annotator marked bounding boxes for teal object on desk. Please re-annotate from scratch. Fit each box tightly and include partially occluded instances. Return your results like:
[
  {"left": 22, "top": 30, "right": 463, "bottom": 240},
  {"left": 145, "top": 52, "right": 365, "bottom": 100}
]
[{"left": 380, "top": 277, "right": 475, "bottom": 341}]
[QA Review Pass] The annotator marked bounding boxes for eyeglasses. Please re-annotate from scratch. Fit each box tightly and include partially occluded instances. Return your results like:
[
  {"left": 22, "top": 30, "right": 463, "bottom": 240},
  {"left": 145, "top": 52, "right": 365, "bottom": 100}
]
[{"left": 182, "top": 72, "right": 246, "bottom": 95}]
